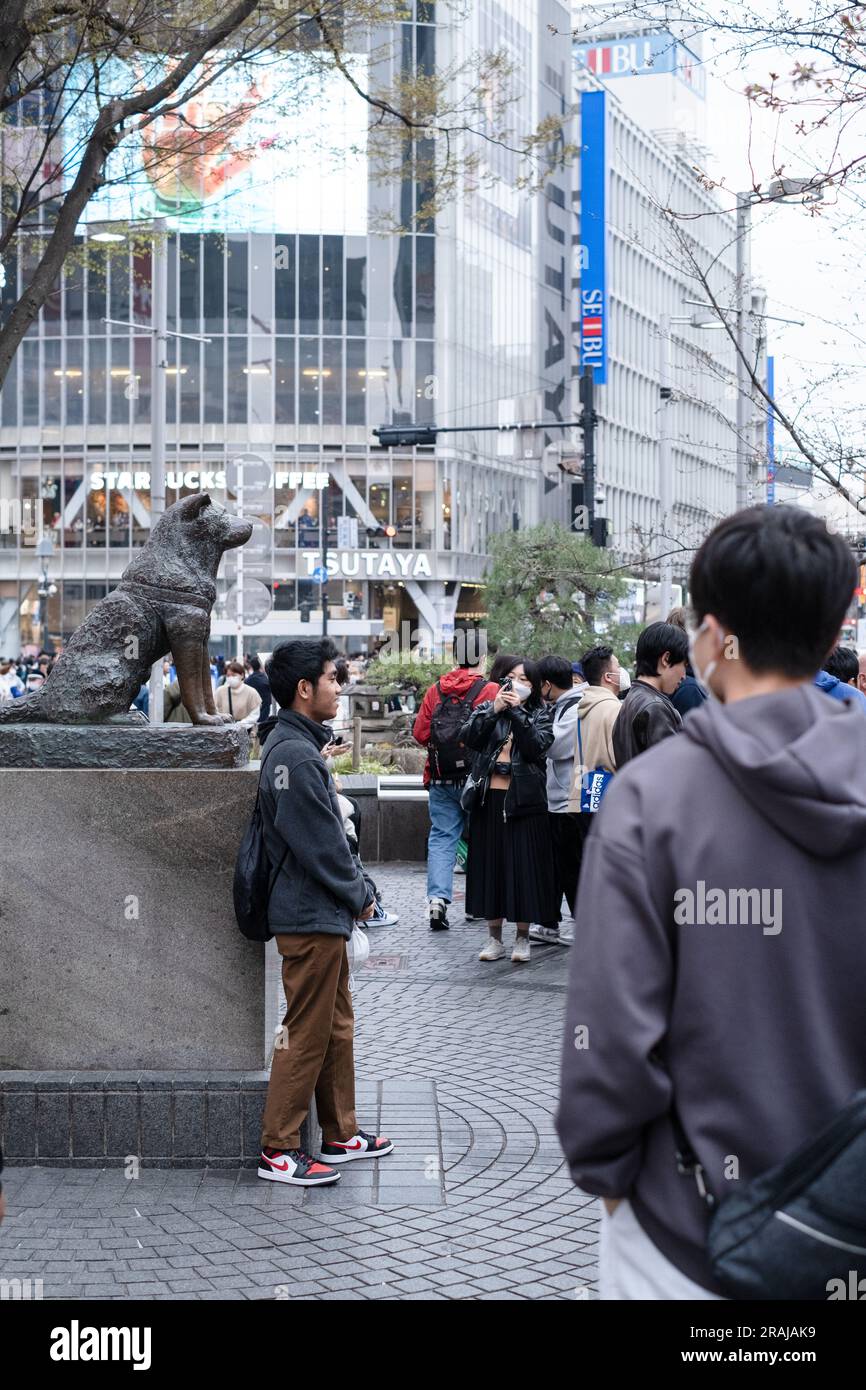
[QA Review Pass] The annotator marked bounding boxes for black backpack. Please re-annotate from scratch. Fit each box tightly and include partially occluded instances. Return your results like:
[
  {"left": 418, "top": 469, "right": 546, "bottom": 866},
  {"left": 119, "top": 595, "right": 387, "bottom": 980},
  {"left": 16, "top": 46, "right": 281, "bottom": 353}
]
[
  {"left": 428, "top": 677, "right": 486, "bottom": 782},
  {"left": 233, "top": 740, "right": 290, "bottom": 942},
  {"left": 675, "top": 1091, "right": 866, "bottom": 1299}
]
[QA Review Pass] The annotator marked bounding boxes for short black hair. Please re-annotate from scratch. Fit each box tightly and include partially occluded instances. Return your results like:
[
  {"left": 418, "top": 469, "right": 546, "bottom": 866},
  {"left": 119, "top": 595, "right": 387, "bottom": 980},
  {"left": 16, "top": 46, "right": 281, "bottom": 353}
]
[
  {"left": 824, "top": 644, "right": 859, "bottom": 684},
  {"left": 248, "top": 654, "right": 262, "bottom": 673},
  {"left": 690, "top": 507, "right": 856, "bottom": 677},
  {"left": 334, "top": 657, "right": 350, "bottom": 687},
  {"left": 580, "top": 644, "right": 615, "bottom": 687},
  {"left": 489, "top": 651, "right": 522, "bottom": 685},
  {"left": 267, "top": 638, "right": 338, "bottom": 707},
  {"left": 535, "top": 654, "right": 574, "bottom": 690},
  {"left": 634, "top": 622, "right": 689, "bottom": 678},
  {"left": 453, "top": 625, "right": 485, "bottom": 668}
]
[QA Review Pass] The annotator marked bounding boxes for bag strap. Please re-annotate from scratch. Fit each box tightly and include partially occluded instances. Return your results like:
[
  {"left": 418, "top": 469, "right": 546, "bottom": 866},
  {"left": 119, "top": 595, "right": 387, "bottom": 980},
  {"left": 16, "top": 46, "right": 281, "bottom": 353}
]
[
  {"left": 228, "top": 686, "right": 233, "bottom": 717},
  {"left": 259, "top": 735, "right": 294, "bottom": 903},
  {"left": 669, "top": 1097, "right": 715, "bottom": 1208},
  {"left": 467, "top": 676, "right": 487, "bottom": 706}
]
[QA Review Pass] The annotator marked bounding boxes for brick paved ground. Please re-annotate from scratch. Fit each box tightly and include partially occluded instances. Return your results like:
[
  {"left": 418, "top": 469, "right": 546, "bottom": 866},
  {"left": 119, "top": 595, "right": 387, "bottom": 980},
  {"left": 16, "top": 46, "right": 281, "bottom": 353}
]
[{"left": 0, "top": 864, "right": 599, "bottom": 1300}]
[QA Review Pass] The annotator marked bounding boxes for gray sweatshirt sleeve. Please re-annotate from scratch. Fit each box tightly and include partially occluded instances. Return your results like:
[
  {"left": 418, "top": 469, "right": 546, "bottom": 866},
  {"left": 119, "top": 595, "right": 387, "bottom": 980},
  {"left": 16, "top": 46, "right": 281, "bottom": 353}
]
[
  {"left": 556, "top": 777, "right": 675, "bottom": 1197},
  {"left": 272, "top": 756, "right": 372, "bottom": 917},
  {"left": 548, "top": 697, "right": 580, "bottom": 763}
]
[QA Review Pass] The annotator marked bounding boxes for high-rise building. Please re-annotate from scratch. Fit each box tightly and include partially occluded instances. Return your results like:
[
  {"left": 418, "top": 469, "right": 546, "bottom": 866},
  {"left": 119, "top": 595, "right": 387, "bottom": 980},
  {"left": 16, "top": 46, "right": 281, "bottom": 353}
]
[
  {"left": 0, "top": 1, "right": 573, "bottom": 658},
  {"left": 573, "top": 5, "right": 758, "bottom": 586}
]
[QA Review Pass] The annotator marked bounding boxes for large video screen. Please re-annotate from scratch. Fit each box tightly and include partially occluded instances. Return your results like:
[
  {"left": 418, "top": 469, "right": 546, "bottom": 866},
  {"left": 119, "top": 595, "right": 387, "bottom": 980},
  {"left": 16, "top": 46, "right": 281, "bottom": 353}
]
[{"left": 66, "top": 51, "right": 368, "bottom": 234}]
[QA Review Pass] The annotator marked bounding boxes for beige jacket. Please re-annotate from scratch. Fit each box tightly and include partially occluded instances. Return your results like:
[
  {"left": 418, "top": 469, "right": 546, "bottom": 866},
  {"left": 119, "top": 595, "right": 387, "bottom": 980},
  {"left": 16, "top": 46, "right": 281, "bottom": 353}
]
[
  {"left": 215, "top": 680, "right": 261, "bottom": 728},
  {"left": 567, "top": 684, "right": 620, "bottom": 812}
]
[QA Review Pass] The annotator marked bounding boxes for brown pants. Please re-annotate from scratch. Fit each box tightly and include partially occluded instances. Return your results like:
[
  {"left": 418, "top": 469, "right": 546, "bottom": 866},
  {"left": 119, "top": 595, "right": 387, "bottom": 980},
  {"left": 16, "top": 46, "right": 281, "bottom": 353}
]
[{"left": 260, "top": 932, "right": 357, "bottom": 1152}]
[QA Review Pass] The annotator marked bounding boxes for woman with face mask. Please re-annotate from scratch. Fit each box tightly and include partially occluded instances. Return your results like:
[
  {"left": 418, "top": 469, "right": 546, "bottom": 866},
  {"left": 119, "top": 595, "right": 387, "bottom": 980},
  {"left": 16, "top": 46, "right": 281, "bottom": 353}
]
[
  {"left": 458, "top": 657, "right": 559, "bottom": 963},
  {"left": 215, "top": 658, "right": 262, "bottom": 730}
]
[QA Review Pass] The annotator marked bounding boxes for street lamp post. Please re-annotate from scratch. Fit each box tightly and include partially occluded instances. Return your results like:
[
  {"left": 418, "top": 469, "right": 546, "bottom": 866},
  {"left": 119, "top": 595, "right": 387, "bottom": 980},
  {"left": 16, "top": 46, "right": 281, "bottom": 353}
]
[
  {"left": 735, "top": 194, "right": 754, "bottom": 511},
  {"left": 35, "top": 536, "right": 56, "bottom": 648},
  {"left": 101, "top": 216, "right": 211, "bottom": 721},
  {"left": 658, "top": 314, "right": 674, "bottom": 619}
]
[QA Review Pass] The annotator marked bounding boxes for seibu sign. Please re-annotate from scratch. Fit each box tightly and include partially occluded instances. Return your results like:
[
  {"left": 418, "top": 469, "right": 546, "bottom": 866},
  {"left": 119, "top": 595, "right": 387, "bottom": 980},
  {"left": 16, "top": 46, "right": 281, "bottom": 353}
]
[{"left": 303, "top": 550, "right": 432, "bottom": 579}]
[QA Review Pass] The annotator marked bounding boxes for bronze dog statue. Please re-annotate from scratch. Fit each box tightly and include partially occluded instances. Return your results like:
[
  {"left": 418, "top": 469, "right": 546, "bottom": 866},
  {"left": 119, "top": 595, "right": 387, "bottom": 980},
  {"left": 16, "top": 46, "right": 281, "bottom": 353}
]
[{"left": 0, "top": 493, "right": 252, "bottom": 726}]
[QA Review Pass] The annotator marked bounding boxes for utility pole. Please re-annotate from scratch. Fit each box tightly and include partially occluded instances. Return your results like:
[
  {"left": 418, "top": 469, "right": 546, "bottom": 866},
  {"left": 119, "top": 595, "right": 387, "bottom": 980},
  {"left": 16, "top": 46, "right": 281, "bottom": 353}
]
[
  {"left": 735, "top": 194, "right": 754, "bottom": 512},
  {"left": 659, "top": 313, "right": 673, "bottom": 618},
  {"left": 321, "top": 476, "right": 330, "bottom": 637},
  {"left": 147, "top": 218, "right": 167, "bottom": 724}
]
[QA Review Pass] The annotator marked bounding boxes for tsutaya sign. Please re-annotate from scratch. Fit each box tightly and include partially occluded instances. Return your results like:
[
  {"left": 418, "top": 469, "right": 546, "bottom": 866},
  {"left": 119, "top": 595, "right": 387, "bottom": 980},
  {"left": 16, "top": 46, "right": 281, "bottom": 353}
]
[
  {"left": 304, "top": 550, "right": 432, "bottom": 579},
  {"left": 88, "top": 470, "right": 329, "bottom": 491}
]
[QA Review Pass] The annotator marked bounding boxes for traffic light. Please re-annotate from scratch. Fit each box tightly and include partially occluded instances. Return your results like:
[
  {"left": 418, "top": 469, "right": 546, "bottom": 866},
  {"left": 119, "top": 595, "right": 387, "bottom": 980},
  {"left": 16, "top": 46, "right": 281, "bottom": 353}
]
[{"left": 373, "top": 425, "right": 438, "bottom": 447}]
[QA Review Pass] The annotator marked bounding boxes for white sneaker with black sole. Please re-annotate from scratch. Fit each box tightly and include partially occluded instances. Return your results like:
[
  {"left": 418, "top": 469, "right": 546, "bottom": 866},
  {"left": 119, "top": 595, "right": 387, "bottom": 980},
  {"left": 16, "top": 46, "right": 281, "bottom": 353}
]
[{"left": 319, "top": 1130, "right": 394, "bottom": 1163}]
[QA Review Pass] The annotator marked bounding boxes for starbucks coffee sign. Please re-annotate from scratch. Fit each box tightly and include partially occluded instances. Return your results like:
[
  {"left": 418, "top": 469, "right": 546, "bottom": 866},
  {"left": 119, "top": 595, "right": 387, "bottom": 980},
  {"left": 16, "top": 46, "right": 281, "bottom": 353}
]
[{"left": 303, "top": 551, "right": 432, "bottom": 579}]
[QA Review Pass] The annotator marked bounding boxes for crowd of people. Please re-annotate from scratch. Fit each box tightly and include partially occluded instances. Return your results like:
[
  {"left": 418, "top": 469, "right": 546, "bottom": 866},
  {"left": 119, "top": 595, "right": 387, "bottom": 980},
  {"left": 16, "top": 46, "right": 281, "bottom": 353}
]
[{"left": 4, "top": 504, "right": 865, "bottom": 1305}]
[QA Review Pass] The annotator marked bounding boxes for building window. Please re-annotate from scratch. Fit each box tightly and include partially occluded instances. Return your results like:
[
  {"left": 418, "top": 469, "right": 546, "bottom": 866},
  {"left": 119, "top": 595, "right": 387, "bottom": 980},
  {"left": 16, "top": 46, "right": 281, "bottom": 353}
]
[
  {"left": 346, "top": 339, "right": 366, "bottom": 425},
  {"left": 275, "top": 236, "right": 296, "bottom": 333},
  {"left": 345, "top": 237, "right": 366, "bottom": 335},
  {"left": 226, "top": 236, "right": 248, "bottom": 329},
  {"left": 322, "top": 235, "right": 343, "bottom": 334},
  {"left": 202, "top": 234, "right": 224, "bottom": 333},
  {"left": 299, "top": 338, "right": 319, "bottom": 423},
  {"left": 299, "top": 235, "right": 319, "bottom": 333},
  {"left": 275, "top": 338, "right": 295, "bottom": 425},
  {"left": 227, "top": 338, "right": 247, "bottom": 422},
  {"left": 322, "top": 338, "right": 342, "bottom": 425}
]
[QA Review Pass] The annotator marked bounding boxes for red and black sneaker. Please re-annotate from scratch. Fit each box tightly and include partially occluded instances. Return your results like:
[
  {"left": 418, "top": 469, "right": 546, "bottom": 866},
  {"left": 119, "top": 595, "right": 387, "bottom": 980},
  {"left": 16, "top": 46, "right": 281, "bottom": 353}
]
[
  {"left": 319, "top": 1130, "right": 395, "bottom": 1164},
  {"left": 258, "top": 1147, "right": 341, "bottom": 1186}
]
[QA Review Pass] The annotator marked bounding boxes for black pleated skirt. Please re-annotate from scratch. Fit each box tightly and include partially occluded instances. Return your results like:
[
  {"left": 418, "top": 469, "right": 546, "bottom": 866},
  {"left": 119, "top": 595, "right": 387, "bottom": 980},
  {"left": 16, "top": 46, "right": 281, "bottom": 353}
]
[{"left": 465, "top": 789, "right": 561, "bottom": 924}]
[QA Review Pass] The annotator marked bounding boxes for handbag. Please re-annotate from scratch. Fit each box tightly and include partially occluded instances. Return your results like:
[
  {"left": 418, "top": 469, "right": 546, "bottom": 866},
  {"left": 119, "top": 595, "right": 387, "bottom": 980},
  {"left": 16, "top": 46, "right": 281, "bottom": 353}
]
[
  {"left": 459, "top": 771, "right": 481, "bottom": 814},
  {"left": 576, "top": 718, "right": 613, "bottom": 813},
  {"left": 673, "top": 1090, "right": 866, "bottom": 1299}
]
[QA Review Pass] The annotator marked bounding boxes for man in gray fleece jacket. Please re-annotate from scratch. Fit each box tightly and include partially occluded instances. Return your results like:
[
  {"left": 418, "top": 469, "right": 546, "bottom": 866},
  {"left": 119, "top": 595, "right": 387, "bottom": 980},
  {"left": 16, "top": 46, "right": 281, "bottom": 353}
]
[{"left": 557, "top": 505, "right": 866, "bottom": 1298}]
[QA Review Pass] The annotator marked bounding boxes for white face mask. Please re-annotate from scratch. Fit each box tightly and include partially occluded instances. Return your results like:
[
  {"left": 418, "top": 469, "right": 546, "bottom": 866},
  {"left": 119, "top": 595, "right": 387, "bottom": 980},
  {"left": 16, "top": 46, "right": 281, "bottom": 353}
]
[
  {"left": 617, "top": 667, "right": 631, "bottom": 693},
  {"left": 227, "top": 675, "right": 243, "bottom": 689},
  {"left": 689, "top": 622, "right": 723, "bottom": 701},
  {"left": 512, "top": 680, "right": 532, "bottom": 703}
]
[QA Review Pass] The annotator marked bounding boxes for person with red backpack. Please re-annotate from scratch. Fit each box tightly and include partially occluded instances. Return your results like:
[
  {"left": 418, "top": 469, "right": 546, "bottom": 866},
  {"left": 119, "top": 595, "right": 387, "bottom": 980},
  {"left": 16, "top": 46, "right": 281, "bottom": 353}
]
[{"left": 413, "top": 638, "right": 499, "bottom": 931}]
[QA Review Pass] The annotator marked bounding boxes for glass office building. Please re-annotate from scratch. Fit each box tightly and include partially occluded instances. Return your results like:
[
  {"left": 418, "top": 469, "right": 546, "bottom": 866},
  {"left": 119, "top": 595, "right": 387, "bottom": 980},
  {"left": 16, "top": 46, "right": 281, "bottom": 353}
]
[{"left": 0, "top": 1, "right": 574, "bottom": 657}]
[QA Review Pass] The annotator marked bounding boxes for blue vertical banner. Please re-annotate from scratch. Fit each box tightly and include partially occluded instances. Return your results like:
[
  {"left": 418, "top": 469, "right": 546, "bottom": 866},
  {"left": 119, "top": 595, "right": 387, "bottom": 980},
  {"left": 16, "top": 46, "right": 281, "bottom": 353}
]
[
  {"left": 766, "top": 354, "right": 776, "bottom": 505},
  {"left": 579, "top": 90, "right": 607, "bottom": 384}
]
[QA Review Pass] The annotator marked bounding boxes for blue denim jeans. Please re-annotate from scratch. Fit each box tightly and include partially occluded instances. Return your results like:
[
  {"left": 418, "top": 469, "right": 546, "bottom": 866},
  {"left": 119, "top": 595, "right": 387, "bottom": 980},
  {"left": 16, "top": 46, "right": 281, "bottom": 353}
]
[{"left": 426, "top": 781, "right": 466, "bottom": 902}]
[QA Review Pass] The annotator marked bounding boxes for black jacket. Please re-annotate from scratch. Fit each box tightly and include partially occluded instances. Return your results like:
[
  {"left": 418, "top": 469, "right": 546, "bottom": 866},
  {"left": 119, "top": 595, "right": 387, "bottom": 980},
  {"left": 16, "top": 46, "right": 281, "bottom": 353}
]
[
  {"left": 259, "top": 710, "right": 373, "bottom": 937},
  {"left": 612, "top": 679, "right": 682, "bottom": 767},
  {"left": 460, "top": 699, "right": 554, "bottom": 818},
  {"left": 246, "top": 671, "right": 273, "bottom": 723}
]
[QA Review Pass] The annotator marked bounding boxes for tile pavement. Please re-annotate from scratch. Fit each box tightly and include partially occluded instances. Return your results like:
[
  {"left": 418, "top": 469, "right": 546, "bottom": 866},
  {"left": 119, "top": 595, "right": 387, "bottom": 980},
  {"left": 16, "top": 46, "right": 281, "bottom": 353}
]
[{"left": 0, "top": 864, "right": 599, "bottom": 1300}]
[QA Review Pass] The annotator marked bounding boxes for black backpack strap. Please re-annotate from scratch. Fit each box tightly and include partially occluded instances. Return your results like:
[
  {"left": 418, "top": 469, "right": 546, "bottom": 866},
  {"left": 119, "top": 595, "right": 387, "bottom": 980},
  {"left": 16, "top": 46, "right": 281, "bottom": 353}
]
[
  {"left": 259, "top": 735, "right": 292, "bottom": 894},
  {"left": 467, "top": 676, "right": 487, "bottom": 705}
]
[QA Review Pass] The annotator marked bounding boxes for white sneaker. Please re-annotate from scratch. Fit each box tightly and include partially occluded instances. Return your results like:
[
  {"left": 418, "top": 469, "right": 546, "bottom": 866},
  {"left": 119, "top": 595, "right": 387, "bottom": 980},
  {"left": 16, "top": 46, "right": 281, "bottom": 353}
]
[
  {"left": 511, "top": 936, "right": 531, "bottom": 964},
  {"left": 528, "top": 925, "right": 562, "bottom": 944},
  {"left": 478, "top": 938, "right": 506, "bottom": 961}
]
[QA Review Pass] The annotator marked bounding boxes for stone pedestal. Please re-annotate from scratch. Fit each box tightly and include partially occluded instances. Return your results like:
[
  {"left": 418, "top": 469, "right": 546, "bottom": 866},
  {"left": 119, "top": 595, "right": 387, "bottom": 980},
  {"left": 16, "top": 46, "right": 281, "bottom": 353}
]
[
  {"left": 0, "top": 723, "right": 250, "bottom": 769},
  {"left": 0, "top": 766, "right": 263, "bottom": 1071}
]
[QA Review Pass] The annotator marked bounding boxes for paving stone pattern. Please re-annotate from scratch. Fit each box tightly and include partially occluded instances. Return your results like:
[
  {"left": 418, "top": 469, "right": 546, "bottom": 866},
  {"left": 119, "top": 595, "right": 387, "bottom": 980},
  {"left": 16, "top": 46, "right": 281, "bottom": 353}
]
[{"left": 0, "top": 864, "right": 599, "bottom": 1300}]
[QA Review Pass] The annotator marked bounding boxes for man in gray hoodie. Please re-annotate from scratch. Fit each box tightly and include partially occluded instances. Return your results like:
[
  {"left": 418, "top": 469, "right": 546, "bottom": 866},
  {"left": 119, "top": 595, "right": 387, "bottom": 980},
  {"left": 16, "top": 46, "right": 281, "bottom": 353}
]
[{"left": 557, "top": 505, "right": 866, "bottom": 1298}]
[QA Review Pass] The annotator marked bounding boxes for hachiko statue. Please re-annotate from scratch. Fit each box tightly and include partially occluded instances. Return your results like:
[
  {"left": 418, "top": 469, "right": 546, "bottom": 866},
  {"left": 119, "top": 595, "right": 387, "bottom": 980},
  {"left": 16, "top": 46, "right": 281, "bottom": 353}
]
[{"left": 0, "top": 493, "right": 252, "bottom": 726}]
